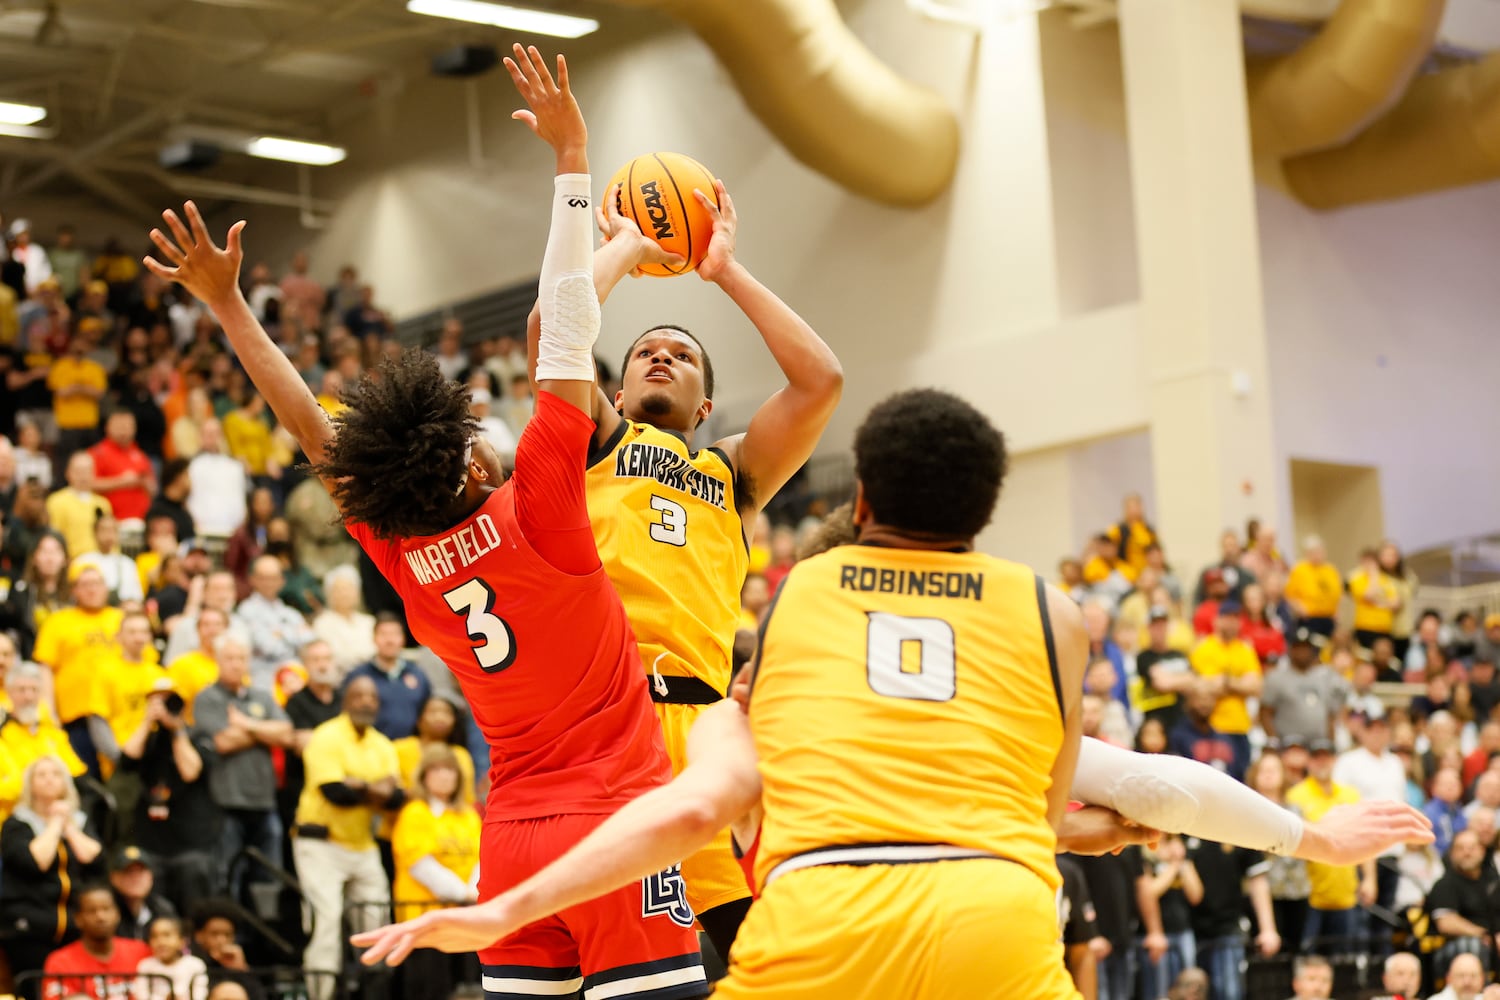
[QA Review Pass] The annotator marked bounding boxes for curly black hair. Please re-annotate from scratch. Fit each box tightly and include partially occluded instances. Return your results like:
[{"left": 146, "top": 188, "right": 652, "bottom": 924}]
[
  {"left": 308, "top": 348, "right": 477, "bottom": 540},
  {"left": 620, "top": 324, "right": 715, "bottom": 398},
  {"left": 853, "top": 388, "right": 1007, "bottom": 541}
]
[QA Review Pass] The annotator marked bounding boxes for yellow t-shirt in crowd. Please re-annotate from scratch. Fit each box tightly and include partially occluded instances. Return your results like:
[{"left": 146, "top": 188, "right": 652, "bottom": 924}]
[
  {"left": 1105, "top": 519, "right": 1156, "bottom": 576},
  {"left": 0, "top": 713, "right": 88, "bottom": 781},
  {"left": 136, "top": 551, "right": 163, "bottom": 595},
  {"left": 47, "top": 356, "right": 108, "bottom": 430},
  {"left": 0, "top": 741, "right": 20, "bottom": 821},
  {"left": 316, "top": 394, "right": 348, "bottom": 418},
  {"left": 1348, "top": 569, "right": 1396, "bottom": 634},
  {"left": 391, "top": 799, "right": 482, "bottom": 920},
  {"left": 0, "top": 284, "right": 17, "bottom": 347},
  {"left": 98, "top": 651, "right": 167, "bottom": 750},
  {"left": 296, "top": 715, "right": 401, "bottom": 851},
  {"left": 222, "top": 410, "right": 275, "bottom": 476},
  {"left": 32, "top": 605, "right": 125, "bottom": 723},
  {"left": 167, "top": 651, "right": 220, "bottom": 726},
  {"left": 1285, "top": 777, "right": 1362, "bottom": 910},
  {"left": 1189, "top": 635, "right": 1261, "bottom": 735},
  {"left": 1286, "top": 562, "right": 1343, "bottom": 620},
  {"left": 748, "top": 544, "right": 770, "bottom": 575},
  {"left": 45, "top": 490, "right": 112, "bottom": 560}
]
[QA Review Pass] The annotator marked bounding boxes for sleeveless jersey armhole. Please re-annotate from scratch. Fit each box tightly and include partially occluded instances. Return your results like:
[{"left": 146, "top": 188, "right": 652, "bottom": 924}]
[{"left": 1034, "top": 574, "right": 1066, "bottom": 725}]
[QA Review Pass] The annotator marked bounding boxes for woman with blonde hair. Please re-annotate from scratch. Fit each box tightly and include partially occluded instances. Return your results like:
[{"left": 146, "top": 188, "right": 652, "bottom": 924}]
[
  {"left": 0, "top": 755, "right": 104, "bottom": 985},
  {"left": 310, "top": 564, "right": 376, "bottom": 672},
  {"left": 390, "top": 744, "right": 482, "bottom": 1000}
]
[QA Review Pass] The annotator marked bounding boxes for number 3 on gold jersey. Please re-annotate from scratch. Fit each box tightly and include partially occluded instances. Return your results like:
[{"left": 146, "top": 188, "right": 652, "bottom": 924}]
[
  {"left": 649, "top": 495, "right": 687, "bottom": 546},
  {"left": 443, "top": 578, "right": 517, "bottom": 673},
  {"left": 866, "top": 612, "right": 956, "bottom": 702}
]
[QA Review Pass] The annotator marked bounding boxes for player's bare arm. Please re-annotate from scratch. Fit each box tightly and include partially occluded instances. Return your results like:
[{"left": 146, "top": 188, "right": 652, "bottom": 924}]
[
  {"left": 353, "top": 696, "right": 758, "bottom": 966},
  {"left": 503, "top": 43, "right": 597, "bottom": 415},
  {"left": 523, "top": 187, "right": 686, "bottom": 439},
  {"left": 1044, "top": 583, "right": 1087, "bottom": 835},
  {"left": 699, "top": 183, "right": 842, "bottom": 517},
  {"left": 143, "top": 203, "right": 334, "bottom": 470}
]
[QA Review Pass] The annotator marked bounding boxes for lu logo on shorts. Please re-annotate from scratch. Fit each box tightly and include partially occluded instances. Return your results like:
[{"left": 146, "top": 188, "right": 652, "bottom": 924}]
[{"left": 642, "top": 864, "right": 695, "bottom": 928}]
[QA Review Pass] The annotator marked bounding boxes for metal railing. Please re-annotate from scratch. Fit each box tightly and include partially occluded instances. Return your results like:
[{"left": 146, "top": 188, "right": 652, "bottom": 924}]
[{"left": 1415, "top": 582, "right": 1500, "bottom": 623}]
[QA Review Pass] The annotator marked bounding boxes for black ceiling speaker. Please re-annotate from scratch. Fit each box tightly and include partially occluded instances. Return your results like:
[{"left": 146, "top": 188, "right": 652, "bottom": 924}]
[
  {"left": 159, "top": 141, "right": 222, "bottom": 171},
  {"left": 431, "top": 45, "right": 500, "bottom": 78}
]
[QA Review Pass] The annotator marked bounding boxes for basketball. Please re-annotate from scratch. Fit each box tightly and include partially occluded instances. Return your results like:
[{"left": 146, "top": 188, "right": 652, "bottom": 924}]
[{"left": 607, "top": 152, "right": 718, "bottom": 277}]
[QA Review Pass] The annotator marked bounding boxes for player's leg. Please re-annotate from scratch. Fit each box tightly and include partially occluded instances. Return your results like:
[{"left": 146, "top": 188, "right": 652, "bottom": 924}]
[
  {"left": 477, "top": 816, "right": 587, "bottom": 1000},
  {"left": 557, "top": 814, "right": 706, "bottom": 1000},
  {"left": 654, "top": 703, "right": 754, "bottom": 959}
]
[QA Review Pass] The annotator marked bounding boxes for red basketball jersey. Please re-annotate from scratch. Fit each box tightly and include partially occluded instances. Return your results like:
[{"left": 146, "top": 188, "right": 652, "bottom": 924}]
[{"left": 349, "top": 446, "right": 670, "bottom": 821}]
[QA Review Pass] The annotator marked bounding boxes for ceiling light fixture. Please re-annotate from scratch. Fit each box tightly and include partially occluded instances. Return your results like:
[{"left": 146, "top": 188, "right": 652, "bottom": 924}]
[
  {"left": 406, "top": 0, "right": 599, "bottom": 39},
  {"left": 245, "top": 136, "right": 347, "bottom": 166},
  {"left": 0, "top": 101, "right": 47, "bottom": 126},
  {"left": 0, "top": 123, "right": 57, "bottom": 140}
]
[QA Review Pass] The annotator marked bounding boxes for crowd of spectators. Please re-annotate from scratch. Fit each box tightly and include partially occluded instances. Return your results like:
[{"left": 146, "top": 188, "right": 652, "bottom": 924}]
[
  {"left": 0, "top": 219, "right": 524, "bottom": 1000},
  {"left": 5, "top": 214, "right": 1498, "bottom": 1000},
  {"left": 982, "top": 497, "right": 1493, "bottom": 1000}
]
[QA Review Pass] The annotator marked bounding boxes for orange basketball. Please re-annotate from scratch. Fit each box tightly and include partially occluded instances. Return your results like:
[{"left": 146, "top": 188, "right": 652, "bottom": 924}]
[{"left": 607, "top": 152, "right": 718, "bottom": 277}]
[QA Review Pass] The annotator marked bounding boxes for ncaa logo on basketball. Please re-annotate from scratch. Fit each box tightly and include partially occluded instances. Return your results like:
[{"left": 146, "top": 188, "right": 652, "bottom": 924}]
[
  {"left": 639, "top": 180, "right": 675, "bottom": 241},
  {"left": 641, "top": 864, "right": 694, "bottom": 928}
]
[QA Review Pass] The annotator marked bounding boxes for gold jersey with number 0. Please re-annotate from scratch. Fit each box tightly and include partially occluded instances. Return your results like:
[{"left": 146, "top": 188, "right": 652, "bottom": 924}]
[
  {"left": 750, "top": 543, "right": 1067, "bottom": 892},
  {"left": 587, "top": 420, "right": 746, "bottom": 696}
]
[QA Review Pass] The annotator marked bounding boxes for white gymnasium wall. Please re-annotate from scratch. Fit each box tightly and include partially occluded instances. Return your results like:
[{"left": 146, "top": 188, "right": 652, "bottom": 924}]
[
  {"left": 1037, "top": 18, "right": 1500, "bottom": 566},
  {"left": 226, "top": 4, "right": 1500, "bottom": 572},
  {"left": 1257, "top": 184, "right": 1500, "bottom": 555}
]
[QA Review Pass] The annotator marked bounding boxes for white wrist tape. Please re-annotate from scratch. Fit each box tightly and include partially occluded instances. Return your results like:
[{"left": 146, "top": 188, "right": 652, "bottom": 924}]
[
  {"left": 1073, "top": 737, "right": 1305, "bottom": 856},
  {"left": 535, "top": 173, "right": 602, "bottom": 383}
]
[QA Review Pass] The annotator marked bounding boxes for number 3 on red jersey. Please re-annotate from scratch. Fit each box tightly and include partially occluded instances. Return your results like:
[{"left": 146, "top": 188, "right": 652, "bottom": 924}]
[{"left": 443, "top": 578, "right": 517, "bottom": 673}]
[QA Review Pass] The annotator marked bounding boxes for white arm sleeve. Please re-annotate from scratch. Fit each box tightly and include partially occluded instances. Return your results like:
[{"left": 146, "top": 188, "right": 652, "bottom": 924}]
[
  {"left": 408, "top": 855, "right": 473, "bottom": 903},
  {"left": 534, "top": 173, "right": 602, "bottom": 383},
  {"left": 1072, "top": 737, "right": 1305, "bottom": 856}
]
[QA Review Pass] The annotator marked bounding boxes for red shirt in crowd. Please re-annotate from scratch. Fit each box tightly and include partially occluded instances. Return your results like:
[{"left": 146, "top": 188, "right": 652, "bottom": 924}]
[
  {"left": 1192, "top": 599, "right": 1220, "bottom": 637},
  {"left": 762, "top": 559, "right": 795, "bottom": 597},
  {"left": 42, "top": 937, "right": 151, "bottom": 999},
  {"left": 349, "top": 391, "right": 670, "bottom": 822},
  {"left": 89, "top": 437, "right": 154, "bottom": 521},
  {"left": 1239, "top": 616, "right": 1287, "bottom": 664}
]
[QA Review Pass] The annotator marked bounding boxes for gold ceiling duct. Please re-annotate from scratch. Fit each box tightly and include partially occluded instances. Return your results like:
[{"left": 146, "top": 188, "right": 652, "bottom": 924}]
[
  {"left": 600, "top": 0, "right": 960, "bottom": 206},
  {"left": 1247, "top": 0, "right": 1447, "bottom": 159},
  {"left": 1283, "top": 52, "right": 1500, "bottom": 209}
]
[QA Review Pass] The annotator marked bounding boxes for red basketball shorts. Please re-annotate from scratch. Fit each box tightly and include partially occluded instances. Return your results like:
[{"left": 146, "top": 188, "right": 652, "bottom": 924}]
[{"left": 476, "top": 812, "right": 707, "bottom": 1000}]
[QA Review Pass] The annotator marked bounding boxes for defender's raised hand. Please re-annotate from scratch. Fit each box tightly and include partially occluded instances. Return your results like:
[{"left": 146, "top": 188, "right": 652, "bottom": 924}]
[
  {"left": 596, "top": 183, "right": 686, "bottom": 277},
  {"left": 504, "top": 43, "right": 586, "bottom": 171},
  {"left": 143, "top": 201, "right": 246, "bottom": 311}
]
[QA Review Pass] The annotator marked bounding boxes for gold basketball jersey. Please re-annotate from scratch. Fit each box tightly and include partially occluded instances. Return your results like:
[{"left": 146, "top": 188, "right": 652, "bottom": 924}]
[
  {"left": 750, "top": 543, "right": 1067, "bottom": 892},
  {"left": 587, "top": 420, "right": 746, "bottom": 696}
]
